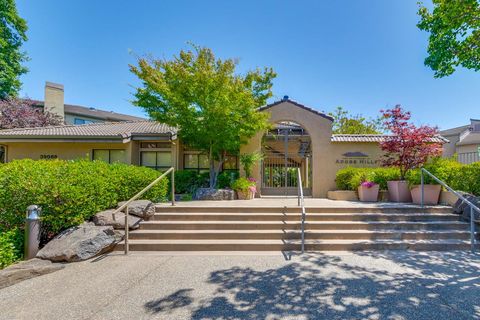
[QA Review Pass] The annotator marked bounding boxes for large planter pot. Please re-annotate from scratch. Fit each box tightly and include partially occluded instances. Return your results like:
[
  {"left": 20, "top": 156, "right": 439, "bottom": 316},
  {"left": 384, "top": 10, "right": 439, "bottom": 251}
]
[
  {"left": 387, "top": 181, "right": 412, "bottom": 203},
  {"left": 358, "top": 184, "right": 380, "bottom": 202},
  {"left": 411, "top": 184, "right": 441, "bottom": 205},
  {"left": 236, "top": 190, "right": 254, "bottom": 200}
]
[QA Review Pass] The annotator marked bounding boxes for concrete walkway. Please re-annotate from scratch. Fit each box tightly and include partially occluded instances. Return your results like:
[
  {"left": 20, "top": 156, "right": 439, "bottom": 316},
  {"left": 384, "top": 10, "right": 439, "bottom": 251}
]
[{"left": 1, "top": 251, "right": 479, "bottom": 319}]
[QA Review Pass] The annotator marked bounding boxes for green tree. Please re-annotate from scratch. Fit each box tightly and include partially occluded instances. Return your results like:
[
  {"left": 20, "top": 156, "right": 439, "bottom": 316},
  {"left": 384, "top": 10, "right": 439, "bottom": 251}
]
[
  {"left": 130, "top": 44, "right": 276, "bottom": 187},
  {"left": 417, "top": 0, "right": 480, "bottom": 78},
  {"left": 0, "top": 0, "right": 29, "bottom": 98},
  {"left": 328, "top": 106, "right": 384, "bottom": 134}
]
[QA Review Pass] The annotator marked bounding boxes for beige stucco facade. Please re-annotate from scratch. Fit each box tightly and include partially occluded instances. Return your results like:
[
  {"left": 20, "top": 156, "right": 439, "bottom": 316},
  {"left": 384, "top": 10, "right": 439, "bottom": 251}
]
[
  {"left": 241, "top": 100, "right": 385, "bottom": 198},
  {"left": 1, "top": 100, "right": 413, "bottom": 198}
]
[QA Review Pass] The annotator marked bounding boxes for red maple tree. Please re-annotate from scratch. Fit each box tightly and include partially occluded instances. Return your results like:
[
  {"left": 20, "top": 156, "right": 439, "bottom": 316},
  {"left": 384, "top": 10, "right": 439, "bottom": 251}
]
[
  {"left": 380, "top": 105, "right": 442, "bottom": 180},
  {"left": 0, "top": 98, "right": 63, "bottom": 129}
]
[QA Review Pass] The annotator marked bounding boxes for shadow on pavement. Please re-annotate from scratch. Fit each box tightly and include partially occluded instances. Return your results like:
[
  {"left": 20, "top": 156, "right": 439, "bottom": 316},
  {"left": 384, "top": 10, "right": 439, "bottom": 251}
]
[{"left": 144, "top": 251, "right": 480, "bottom": 319}]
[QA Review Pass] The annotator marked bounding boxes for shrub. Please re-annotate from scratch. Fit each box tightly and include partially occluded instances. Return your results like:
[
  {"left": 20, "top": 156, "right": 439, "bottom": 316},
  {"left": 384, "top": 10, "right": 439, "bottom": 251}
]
[
  {"left": 0, "top": 228, "right": 23, "bottom": 269},
  {"left": 232, "top": 177, "right": 256, "bottom": 192},
  {"left": 217, "top": 170, "right": 239, "bottom": 189},
  {"left": 0, "top": 159, "right": 169, "bottom": 248},
  {"left": 174, "top": 170, "right": 202, "bottom": 194},
  {"left": 336, "top": 167, "right": 400, "bottom": 191}
]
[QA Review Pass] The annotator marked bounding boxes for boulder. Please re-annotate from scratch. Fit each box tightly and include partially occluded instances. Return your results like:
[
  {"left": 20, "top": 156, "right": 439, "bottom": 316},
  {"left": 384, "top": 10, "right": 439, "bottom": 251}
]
[
  {"left": 0, "top": 258, "right": 64, "bottom": 289},
  {"left": 117, "top": 200, "right": 155, "bottom": 219},
  {"left": 193, "top": 188, "right": 234, "bottom": 201},
  {"left": 93, "top": 209, "right": 141, "bottom": 230},
  {"left": 453, "top": 194, "right": 480, "bottom": 222},
  {"left": 37, "top": 222, "right": 123, "bottom": 262}
]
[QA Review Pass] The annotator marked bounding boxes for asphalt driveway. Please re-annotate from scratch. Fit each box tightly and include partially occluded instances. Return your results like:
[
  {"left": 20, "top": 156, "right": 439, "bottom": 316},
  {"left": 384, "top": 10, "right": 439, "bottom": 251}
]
[{"left": 1, "top": 251, "right": 479, "bottom": 320}]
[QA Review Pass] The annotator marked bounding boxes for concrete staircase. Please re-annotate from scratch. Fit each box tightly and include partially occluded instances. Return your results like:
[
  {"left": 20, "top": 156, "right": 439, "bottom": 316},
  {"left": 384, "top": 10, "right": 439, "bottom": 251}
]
[{"left": 115, "top": 205, "right": 473, "bottom": 252}]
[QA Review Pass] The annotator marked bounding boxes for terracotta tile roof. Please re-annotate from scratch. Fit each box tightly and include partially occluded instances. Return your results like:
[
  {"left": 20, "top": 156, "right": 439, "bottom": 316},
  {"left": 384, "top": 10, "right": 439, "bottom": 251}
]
[
  {"left": 331, "top": 134, "right": 448, "bottom": 143},
  {"left": 0, "top": 121, "right": 176, "bottom": 140},
  {"left": 30, "top": 100, "right": 146, "bottom": 122},
  {"left": 259, "top": 98, "right": 334, "bottom": 122}
]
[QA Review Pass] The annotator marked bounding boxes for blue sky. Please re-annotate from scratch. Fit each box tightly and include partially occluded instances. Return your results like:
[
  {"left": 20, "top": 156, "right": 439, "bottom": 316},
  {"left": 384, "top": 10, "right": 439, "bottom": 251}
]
[{"left": 17, "top": 0, "right": 479, "bottom": 130}]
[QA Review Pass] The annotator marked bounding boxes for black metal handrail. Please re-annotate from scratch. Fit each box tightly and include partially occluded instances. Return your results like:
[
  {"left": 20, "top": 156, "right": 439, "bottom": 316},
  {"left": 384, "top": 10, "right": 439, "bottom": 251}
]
[{"left": 421, "top": 168, "right": 480, "bottom": 252}]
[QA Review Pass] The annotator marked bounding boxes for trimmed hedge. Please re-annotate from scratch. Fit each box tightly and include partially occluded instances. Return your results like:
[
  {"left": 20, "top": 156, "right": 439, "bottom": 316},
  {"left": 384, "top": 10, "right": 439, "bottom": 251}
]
[
  {"left": 0, "top": 159, "right": 169, "bottom": 268},
  {"left": 335, "top": 158, "right": 480, "bottom": 196}
]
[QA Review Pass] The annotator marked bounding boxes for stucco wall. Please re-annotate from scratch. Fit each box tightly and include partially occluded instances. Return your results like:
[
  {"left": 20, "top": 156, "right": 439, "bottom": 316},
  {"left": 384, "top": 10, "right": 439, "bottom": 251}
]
[
  {"left": 3, "top": 142, "right": 131, "bottom": 163},
  {"left": 241, "top": 101, "right": 386, "bottom": 197}
]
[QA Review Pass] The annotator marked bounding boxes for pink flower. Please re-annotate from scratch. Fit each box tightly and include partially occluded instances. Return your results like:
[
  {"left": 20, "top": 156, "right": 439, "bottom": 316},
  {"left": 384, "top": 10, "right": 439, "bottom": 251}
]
[
  {"left": 248, "top": 185, "right": 257, "bottom": 194},
  {"left": 361, "top": 181, "right": 376, "bottom": 188}
]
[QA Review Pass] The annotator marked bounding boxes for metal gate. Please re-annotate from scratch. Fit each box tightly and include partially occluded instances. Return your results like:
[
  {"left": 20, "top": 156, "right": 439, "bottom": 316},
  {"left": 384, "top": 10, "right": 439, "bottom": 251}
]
[{"left": 261, "top": 124, "right": 312, "bottom": 196}]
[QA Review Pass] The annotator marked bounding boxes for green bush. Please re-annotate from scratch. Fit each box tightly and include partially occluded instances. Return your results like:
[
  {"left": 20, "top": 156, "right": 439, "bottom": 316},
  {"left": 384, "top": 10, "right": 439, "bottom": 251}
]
[
  {"left": 231, "top": 177, "right": 256, "bottom": 192},
  {"left": 217, "top": 170, "right": 239, "bottom": 189},
  {"left": 336, "top": 167, "right": 400, "bottom": 191},
  {"left": 0, "top": 228, "right": 23, "bottom": 269},
  {"left": 336, "top": 158, "right": 480, "bottom": 196},
  {"left": 0, "top": 159, "right": 169, "bottom": 252}
]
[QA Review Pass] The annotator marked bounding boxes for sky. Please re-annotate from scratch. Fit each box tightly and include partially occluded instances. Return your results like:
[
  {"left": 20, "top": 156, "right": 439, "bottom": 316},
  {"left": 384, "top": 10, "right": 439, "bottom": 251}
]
[{"left": 16, "top": 0, "right": 480, "bottom": 130}]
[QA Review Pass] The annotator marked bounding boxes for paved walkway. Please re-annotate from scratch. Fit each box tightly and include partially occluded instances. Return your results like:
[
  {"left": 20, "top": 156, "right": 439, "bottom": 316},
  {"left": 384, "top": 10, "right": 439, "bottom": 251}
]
[{"left": 1, "top": 251, "right": 479, "bottom": 319}]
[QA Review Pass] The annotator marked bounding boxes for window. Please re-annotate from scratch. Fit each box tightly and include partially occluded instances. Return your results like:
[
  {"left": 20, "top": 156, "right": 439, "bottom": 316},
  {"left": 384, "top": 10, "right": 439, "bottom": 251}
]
[
  {"left": 0, "top": 146, "right": 5, "bottom": 163},
  {"left": 184, "top": 153, "right": 209, "bottom": 172},
  {"left": 223, "top": 155, "right": 238, "bottom": 170},
  {"left": 92, "top": 149, "right": 127, "bottom": 164},
  {"left": 141, "top": 151, "right": 172, "bottom": 170},
  {"left": 74, "top": 118, "right": 95, "bottom": 125}
]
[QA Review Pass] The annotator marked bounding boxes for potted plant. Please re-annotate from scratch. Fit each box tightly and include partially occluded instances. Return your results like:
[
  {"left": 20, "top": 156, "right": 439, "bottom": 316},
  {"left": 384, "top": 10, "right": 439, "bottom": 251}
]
[
  {"left": 358, "top": 181, "right": 380, "bottom": 202},
  {"left": 232, "top": 177, "right": 257, "bottom": 200},
  {"left": 407, "top": 166, "right": 442, "bottom": 205},
  {"left": 240, "top": 152, "right": 263, "bottom": 178},
  {"left": 380, "top": 106, "right": 442, "bottom": 202}
]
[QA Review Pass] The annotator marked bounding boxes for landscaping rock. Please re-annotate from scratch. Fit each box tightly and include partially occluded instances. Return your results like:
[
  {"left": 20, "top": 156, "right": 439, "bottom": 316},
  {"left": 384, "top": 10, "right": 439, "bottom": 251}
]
[
  {"left": 193, "top": 188, "right": 234, "bottom": 200},
  {"left": 117, "top": 200, "right": 155, "bottom": 219},
  {"left": 37, "top": 222, "right": 123, "bottom": 262},
  {"left": 0, "top": 258, "right": 64, "bottom": 289},
  {"left": 93, "top": 209, "right": 141, "bottom": 230},
  {"left": 453, "top": 194, "right": 480, "bottom": 222}
]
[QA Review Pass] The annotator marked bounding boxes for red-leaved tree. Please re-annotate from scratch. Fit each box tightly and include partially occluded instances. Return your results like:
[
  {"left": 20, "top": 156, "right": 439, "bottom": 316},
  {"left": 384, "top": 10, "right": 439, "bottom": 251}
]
[
  {"left": 0, "top": 98, "right": 63, "bottom": 129},
  {"left": 380, "top": 105, "right": 442, "bottom": 180}
]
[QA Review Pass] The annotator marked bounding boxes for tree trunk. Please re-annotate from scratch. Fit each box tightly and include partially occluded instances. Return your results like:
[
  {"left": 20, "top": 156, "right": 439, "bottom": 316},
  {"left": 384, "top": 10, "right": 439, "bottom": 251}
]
[{"left": 208, "top": 146, "right": 224, "bottom": 188}]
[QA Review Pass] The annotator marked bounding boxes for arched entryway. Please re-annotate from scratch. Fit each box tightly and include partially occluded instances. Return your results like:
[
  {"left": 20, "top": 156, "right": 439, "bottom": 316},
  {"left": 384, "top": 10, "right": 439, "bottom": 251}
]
[{"left": 261, "top": 121, "right": 312, "bottom": 196}]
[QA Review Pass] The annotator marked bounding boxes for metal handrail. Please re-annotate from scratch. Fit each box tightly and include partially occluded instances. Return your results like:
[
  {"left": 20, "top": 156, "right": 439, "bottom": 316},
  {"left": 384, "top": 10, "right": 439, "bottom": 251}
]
[
  {"left": 112, "top": 166, "right": 175, "bottom": 255},
  {"left": 297, "top": 168, "right": 306, "bottom": 254},
  {"left": 420, "top": 167, "right": 480, "bottom": 252}
]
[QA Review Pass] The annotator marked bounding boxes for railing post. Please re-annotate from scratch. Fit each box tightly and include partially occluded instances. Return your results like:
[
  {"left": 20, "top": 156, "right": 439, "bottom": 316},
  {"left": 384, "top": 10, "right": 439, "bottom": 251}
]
[
  {"left": 420, "top": 169, "right": 424, "bottom": 208},
  {"left": 171, "top": 167, "right": 175, "bottom": 206},
  {"left": 471, "top": 205, "right": 476, "bottom": 253},
  {"left": 124, "top": 205, "right": 129, "bottom": 255}
]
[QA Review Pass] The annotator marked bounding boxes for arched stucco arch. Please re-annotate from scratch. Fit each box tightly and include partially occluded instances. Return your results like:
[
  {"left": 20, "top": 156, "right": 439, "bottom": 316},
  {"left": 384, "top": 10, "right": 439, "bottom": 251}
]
[{"left": 241, "top": 99, "right": 334, "bottom": 197}]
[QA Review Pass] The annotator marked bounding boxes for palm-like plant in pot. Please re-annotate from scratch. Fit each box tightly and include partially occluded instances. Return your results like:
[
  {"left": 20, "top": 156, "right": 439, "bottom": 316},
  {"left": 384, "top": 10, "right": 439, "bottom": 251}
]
[{"left": 380, "top": 106, "right": 442, "bottom": 203}]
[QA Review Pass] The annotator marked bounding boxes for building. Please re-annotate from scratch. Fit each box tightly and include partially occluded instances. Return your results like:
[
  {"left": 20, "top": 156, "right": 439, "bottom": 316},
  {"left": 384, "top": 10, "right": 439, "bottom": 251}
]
[
  {"left": 441, "top": 119, "right": 480, "bottom": 164},
  {"left": 0, "top": 98, "right": 447, "bottom": 197},
  {"left": 34, "top": 82, "right": 145, "bottom": 125}
]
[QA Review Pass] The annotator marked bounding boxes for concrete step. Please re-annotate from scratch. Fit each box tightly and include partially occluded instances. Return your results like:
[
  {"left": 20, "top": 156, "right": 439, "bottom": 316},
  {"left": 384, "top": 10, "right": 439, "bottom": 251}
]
[
  {"left": 139, "top": 220, "right": 469, "bottom": 231},
  {"left": 129, "top": 229, "right": 471, "bottom": 241},
  {"left": 152, "top": 212, "right": 460, "bottom": 222},
  {"left": 115, "top": 239, "right": 474, "bottom": 251},
  {"left": 155, "top": 206, "right": 453, "bottom": 214}
]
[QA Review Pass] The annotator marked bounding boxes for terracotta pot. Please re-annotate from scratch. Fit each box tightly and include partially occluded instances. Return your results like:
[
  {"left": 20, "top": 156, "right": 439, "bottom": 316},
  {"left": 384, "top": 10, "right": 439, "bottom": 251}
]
[
  {"left": 236, "top": 190, "right": 254, "bottom": 200},
  {"left": 358, "top": 184, "right": 380, "bottom": 202},
  {"left": 387, "top": 181, "right": 412, "bottom": 203},
  {"left": 411, "top": 184, "right": 441, "bottom": 205}
]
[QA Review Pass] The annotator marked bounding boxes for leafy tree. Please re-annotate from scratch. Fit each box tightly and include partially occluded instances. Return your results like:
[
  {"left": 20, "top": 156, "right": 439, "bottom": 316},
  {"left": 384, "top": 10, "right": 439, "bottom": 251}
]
[
  {"left": 0, "top": 0, "right": 29, "bottom": 98},
  {"left": 0, "top": 98, "right": 62, "bottom": 129},
  {"left": 417, "top": 0, "right": 480, "bottom": 77},
  {"left": 130, "top": 45, "right": 276, "bottom": 187},
  {"left": 380, "top": 105, "right": 442, "bottom": 180},
  {"left": 328, "top": 106, "right": 384, "bottom": 134}
]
